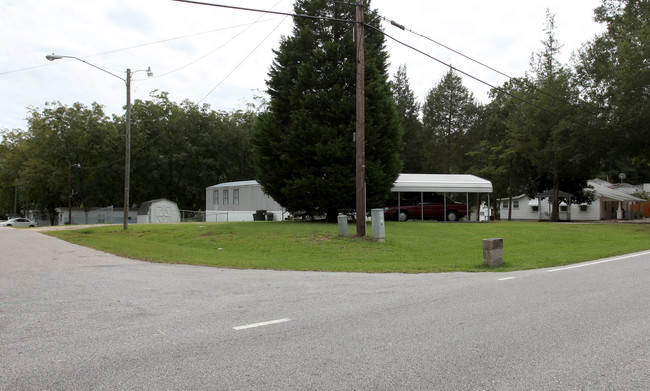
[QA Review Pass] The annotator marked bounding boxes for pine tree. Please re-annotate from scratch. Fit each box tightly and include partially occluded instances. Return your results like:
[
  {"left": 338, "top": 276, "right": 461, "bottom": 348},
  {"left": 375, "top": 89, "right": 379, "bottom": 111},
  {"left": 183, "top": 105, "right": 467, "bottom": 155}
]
[
  {"left": 422, "top": 69, "right": 479, "bottom": 174},
  {"left": 511, "top": 11, "right": 598, "bottom": 221},
  {"left": 390, "top": 65, "right": 424, "bottom": 173},
  {"left": 251, "top": 0, "right": 402, "bottom": 220}
]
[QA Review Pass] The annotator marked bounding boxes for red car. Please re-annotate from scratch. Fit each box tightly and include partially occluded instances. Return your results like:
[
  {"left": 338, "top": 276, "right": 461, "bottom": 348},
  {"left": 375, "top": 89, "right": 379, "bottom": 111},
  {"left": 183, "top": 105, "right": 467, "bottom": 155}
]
[{"left": 384, "top": 192, "right": 468, "bottom": 222}]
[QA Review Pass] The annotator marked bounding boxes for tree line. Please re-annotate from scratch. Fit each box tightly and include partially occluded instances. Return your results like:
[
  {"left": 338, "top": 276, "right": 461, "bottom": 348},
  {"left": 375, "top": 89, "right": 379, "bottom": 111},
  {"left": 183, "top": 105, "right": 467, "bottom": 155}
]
[
  {"left": 390, "top": 3, "right": 649, "bottom": 220},
  {"left": 0, "top": 92, "right": 257, "bottom": 223},
  {"left": 1, "top": 0, "right": 648, "bottom": 222}
]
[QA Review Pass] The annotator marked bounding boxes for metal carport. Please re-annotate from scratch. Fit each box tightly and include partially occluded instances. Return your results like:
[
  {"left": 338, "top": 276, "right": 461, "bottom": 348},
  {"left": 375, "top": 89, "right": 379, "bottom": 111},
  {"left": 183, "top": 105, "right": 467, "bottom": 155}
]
[{"left": 390, "top": 174, "right": 494, "bottom": 222}]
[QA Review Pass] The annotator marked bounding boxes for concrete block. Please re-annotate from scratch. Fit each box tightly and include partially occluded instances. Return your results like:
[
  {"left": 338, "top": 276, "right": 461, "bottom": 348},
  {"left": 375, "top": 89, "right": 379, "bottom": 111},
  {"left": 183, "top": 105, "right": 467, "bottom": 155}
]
[{"left": 483, "top": 238, "right": 504, "bottom": 267}]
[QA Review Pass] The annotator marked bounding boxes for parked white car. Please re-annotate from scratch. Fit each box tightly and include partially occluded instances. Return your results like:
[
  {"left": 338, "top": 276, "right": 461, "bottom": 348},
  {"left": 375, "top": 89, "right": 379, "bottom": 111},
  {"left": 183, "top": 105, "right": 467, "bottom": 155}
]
[{"left": 0, "top": 218, "right": 38, "bottom": 227}]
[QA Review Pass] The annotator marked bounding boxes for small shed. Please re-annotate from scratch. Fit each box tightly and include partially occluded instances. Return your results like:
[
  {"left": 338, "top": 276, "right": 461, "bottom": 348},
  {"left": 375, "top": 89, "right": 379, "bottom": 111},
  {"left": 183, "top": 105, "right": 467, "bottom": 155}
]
[
  {"left": 390, "top": 174, "right": 494, "bottom": 222},
  {"left": 137, "top": 199, "right": 181, "bottom": 224}
]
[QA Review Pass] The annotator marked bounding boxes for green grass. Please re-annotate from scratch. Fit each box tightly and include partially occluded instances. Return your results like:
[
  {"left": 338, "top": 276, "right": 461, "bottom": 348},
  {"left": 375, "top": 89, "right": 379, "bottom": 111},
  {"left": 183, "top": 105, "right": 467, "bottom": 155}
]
[{"left": 44, "top": 221, "right": 650, "bottom": 273}]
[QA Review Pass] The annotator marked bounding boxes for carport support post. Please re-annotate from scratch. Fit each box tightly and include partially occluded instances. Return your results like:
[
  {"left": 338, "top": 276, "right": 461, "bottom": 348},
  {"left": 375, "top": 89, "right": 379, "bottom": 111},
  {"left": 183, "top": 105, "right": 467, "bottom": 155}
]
[
  {"left": 444, "top": 192, "right": 447, "bottom": 222},
  {"left": 488, "top": 194, "right": 491, "bottom": 221}
]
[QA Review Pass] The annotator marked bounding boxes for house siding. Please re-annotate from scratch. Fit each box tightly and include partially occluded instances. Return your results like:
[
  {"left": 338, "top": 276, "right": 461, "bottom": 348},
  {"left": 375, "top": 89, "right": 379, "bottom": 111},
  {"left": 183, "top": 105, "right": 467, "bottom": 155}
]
[
  {"left": 499, "top": 195, "right": 601, "bottom": 221},
  {"left": 205, "top": 181, "right": 286, "bottom": 222}
]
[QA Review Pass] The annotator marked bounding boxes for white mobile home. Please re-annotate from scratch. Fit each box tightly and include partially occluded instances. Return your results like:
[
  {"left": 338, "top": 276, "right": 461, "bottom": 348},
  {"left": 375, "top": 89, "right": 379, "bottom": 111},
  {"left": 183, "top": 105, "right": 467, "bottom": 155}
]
[
  {"left": 205, "top": 180, "right": 287, "bottom": 222},
  {"left": 498, "top": 180, "right": 646, "bottom": 221}
]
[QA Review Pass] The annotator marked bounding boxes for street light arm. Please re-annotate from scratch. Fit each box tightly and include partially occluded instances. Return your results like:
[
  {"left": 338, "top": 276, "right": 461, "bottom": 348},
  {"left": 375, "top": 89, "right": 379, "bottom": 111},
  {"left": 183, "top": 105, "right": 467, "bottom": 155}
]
[{"left": 46, "top": 54, "right": 126, "bottom": 83}]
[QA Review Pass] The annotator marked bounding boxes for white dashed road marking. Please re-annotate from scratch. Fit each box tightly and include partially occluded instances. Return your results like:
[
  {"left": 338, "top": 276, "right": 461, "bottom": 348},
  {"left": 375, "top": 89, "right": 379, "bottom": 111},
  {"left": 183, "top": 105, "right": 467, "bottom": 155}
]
[{"left": 233, "top": 318, "right": 291, "bottom": 331}]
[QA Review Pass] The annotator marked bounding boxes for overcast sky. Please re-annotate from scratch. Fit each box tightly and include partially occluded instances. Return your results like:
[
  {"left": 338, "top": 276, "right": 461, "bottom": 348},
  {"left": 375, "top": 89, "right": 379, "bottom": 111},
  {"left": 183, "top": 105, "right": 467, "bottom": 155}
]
[{"left": 1, "top": 0, "right": 606, "bottom": 132}]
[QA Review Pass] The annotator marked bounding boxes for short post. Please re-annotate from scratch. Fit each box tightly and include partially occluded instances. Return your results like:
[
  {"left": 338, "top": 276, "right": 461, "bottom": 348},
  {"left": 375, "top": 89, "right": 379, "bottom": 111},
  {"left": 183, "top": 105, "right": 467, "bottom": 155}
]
[
  {"left": 371, "top": 208, "right": 385, "bottom": 242},
  {"left": 337, "top": 214, "right": 349, "bottom": 236},
  {"left": 482, "top": 238, "right": 504, "bottom": 267}
]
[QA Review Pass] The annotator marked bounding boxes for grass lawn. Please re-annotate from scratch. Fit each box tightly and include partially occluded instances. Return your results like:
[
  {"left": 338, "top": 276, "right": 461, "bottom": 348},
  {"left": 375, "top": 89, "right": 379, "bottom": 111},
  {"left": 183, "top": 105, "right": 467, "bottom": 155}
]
[{"left": 44, "top": 221, "right": 650, "bottom": 273}]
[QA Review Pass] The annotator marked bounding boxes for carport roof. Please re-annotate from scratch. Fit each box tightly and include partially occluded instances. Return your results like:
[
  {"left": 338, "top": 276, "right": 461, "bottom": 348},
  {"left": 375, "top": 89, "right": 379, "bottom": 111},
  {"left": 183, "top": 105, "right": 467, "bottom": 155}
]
[{"left": 391, "top": 174, "right": 493, "bottom": 193}]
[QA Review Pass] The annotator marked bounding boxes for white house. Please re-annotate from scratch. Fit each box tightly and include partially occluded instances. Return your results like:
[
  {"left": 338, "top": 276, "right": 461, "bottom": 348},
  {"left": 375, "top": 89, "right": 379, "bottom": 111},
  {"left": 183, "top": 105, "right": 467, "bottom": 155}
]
[
  {"left": 205, "top": 180, "right": 288, "bottom": 222},
  {"left": 498, "top": 180, "right": 646, "bottom": 221}
]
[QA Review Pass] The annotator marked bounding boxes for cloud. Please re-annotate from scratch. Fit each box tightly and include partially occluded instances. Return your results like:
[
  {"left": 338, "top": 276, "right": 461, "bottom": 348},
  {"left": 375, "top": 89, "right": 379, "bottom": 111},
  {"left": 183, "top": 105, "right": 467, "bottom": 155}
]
[{"left": 0, "top": 0, "right": 605, "bottom": 132}]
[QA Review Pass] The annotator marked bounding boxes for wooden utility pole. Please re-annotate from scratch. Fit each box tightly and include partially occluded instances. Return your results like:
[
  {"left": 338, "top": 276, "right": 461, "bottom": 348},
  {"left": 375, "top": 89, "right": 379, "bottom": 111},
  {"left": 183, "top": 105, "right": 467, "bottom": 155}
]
[
  {"left": 124, "top": 68, "right": 132, "bottom": 231},
  {"left": 355, "top": 1, "right": 366, "bottom": 237}
]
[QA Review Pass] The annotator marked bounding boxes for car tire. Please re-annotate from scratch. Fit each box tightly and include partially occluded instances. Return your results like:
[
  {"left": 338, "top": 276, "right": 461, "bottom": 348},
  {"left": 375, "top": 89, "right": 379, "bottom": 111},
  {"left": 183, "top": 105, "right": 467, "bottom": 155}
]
[
  {"left": 398, "top": 211, "right": 408, "bottom": 222},
  {"left": 447, "top": 211, "right": 458, "bottom": 222}
]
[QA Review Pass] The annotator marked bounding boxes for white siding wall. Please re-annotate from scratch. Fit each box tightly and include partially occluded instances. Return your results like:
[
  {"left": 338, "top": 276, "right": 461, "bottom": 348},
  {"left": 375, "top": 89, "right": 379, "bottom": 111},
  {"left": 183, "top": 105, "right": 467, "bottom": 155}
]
[
  {"left": 499, "top": 196, "right": 602, "bottom": 221},
  {"left": 500, "top": 196, "right": 538, "bottom": 220},
  {"left": 206, "top": 182, "right": 285, "bottom": 222},
  {"left": 207, "top": 184, "right": 282, "bottom": 212}
]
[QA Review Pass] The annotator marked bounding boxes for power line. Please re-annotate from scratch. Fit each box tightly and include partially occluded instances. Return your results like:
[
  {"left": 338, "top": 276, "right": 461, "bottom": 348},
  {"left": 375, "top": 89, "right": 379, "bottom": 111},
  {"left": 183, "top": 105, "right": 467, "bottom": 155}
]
[
  {"left": 155, "top": 3, "right": 286, "bottom": 79},
  {"left": 172, "top": 0, "right": 356, "bottom": 25},
  {"left": 0, "top": 19, "right": 284, "bottom": 77},
  {"left": 198, "top": 15, "right": 289, "bottom": 103},
  {"left": 378, "top": 14, "right": 600, "bottom": 117},
  {"left": 366, "top": 24, "right": 597, "bottom": 130}
]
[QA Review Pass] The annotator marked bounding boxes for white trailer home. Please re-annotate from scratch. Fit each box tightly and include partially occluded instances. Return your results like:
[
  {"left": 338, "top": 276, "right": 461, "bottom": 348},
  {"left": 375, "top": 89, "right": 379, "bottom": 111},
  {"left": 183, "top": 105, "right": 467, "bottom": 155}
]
[
  {"left": 498, "top": 180, "right": 646, "bottom": 221},
  {"left": 205, "top": 180, "right": 288, "bottom": 222}
]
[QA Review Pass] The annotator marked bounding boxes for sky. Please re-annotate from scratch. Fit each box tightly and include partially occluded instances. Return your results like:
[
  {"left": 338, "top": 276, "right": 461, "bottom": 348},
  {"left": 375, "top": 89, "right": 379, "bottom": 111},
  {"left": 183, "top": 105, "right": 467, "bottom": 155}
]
[{"left": 1, "top": 0, "right": 607, "bottom": 133}]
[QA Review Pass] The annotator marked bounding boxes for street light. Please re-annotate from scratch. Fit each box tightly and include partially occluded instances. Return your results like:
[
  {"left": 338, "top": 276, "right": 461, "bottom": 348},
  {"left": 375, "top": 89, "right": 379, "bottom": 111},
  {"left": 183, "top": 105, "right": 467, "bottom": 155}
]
[
  {"left": 68, "top": 162, "right": 81, "bottom": 225},
  {"left": 46, "top": 54, "right": 152, "bottom": 230}
]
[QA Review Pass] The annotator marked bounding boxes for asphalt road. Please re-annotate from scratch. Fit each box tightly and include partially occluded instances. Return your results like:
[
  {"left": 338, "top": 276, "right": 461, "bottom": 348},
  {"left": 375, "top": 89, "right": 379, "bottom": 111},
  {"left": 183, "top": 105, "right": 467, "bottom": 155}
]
[{"left": 1, "top": 227, "right": 649, "bottom": 390}]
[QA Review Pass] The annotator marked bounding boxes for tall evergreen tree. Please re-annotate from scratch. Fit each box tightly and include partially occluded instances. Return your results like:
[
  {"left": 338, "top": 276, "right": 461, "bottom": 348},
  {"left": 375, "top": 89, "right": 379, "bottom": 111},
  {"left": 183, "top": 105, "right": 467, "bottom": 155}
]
[
  {"left": 251, "top": 0, "right": 402, "bottom": 220},
  {"left": 390, "top": 65, "right": 424, "bottom": 173},
  {"left": 467, "top": 78, "right": 532, "bottom": 220},
  {"left": 511, "top": 11, "right": 599, "bottom": 221},
  {"left": 422, "top": 69, "right": 479, "bottom": 174},
  {"left": 577, "top": 0, "right": 650, "bottom": 183}
]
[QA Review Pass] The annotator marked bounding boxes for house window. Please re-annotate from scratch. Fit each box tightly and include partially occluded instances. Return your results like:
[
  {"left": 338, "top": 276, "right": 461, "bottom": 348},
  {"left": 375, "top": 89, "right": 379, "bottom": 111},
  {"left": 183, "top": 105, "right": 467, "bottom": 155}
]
[
  {"left": 580, "top": 205, "right": 588, "bottom": 212},
  {"left": 560, "top": 205, "right": 567, "bottom": 212},
  {"left": 502, "top": 201, "right": 508, "bottom": 209},
  {"left": 532, "top": 206, "right": 539, "bottom": 212},
  {"left": 233, "top": 189, "right": 239, "bottom": 205},
  {"left": 513, "top": 201, "right": 519, "bottom": 209},
  {"left": 213, "top": 190, "right": 219, "bottom": 206},
  {"left": 223, "top": 189, "right": 229, "bottom": 205}
]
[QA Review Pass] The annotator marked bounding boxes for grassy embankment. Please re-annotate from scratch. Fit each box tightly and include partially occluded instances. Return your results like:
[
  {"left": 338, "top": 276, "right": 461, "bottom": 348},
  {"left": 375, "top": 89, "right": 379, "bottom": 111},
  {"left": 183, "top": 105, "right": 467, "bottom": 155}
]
[{"left": 45, "top": 221, "right": 650, "bottom": 273}]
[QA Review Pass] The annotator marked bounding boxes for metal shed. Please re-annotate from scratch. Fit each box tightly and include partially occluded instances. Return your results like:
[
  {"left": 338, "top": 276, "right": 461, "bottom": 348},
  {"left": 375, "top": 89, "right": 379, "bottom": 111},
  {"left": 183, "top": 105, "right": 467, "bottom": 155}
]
[
  {"left": 390, "top": 174, "right": 494, "bottom": 222},
  {"left": 137, "top": 198, "right": 181, "bottom": 224}
]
